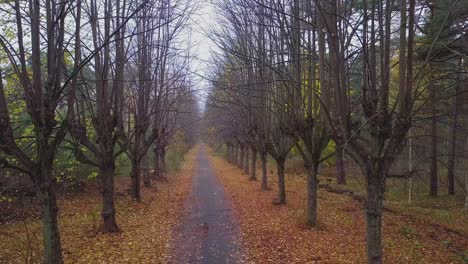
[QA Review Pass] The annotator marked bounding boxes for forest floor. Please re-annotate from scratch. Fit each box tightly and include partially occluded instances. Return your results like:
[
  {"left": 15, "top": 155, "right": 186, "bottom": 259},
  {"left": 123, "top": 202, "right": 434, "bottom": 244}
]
[
  {"left": 208, "top": 150, "right": 468, "bottom": 263},
  {"left": 1, "top": 146, "right": 466, "bottom": 263},
  {"left": 0, "top": 149, "right": 197, "bottom": 264}
]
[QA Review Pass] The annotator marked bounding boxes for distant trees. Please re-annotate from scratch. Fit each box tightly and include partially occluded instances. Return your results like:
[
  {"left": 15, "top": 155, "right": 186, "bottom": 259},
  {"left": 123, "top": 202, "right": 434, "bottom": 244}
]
[
  {"left": 122, "top": 0, "right": 192, "bottom": 201},
  {"left": 205, "top": 0, "right": 467, "bottom": 263},
  {"left": 207, "top": 0, "right": 331, "bottom": 226},
  {"left": 0, "top": 0, "right": 196, "bottom": 261}
]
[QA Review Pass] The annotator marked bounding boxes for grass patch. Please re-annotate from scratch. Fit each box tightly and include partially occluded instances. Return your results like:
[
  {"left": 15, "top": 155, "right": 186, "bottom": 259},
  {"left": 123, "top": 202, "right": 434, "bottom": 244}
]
[{"left": 166, "top": 147, "right": 186, "bottom": 172}]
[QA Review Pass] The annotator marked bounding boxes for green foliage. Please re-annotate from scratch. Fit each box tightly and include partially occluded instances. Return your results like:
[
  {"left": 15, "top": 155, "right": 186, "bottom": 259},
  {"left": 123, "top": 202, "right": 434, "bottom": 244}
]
[
  {"left": 399, "top": 226, "right": 418, "bottom": 239},
  {"left": 0, "top": 196, "right": 14, "bottom": 203},
  {"left": 417, "top": 0, "right": 468, "bottom": 60},
  {"left": 212, "top": 144, "right": 227, "bottom": 158},
  {"left": 166, "top": 131, "right": 191, "bottom": 172},
  {"left": 115, "top": 151, "right": 132, "bottom": 177},
  {"left": 87, "top": 171, "right": 99, "bottom": 181},
  {"left": 322, "top": 141, "right": 336, "bottom": 166},
  {"left": 166, "top": 149, "right": 185, "bottom": 172}
]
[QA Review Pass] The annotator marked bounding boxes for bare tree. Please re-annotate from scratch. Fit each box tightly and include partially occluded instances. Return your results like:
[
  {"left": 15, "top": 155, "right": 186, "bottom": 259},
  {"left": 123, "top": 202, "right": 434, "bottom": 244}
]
[
  {"left": 70, "top": 0, "right": 148, "bottom": 232},
  {"left": 0, "top": 0, "right": 83, "bottom": 262},
  {"left": 314, "top": 0, "right": 427, "bottom": 262}
]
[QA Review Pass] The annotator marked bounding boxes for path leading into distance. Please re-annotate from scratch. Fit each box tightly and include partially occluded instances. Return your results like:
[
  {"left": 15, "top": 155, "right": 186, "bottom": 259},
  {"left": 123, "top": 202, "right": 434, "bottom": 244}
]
[{"left": 170, "top": 146, "right": 245, "bottom": 264}]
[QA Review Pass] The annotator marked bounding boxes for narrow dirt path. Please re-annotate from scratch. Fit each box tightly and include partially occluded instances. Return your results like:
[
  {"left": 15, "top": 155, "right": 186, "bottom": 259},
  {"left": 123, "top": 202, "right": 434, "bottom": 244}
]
[{"left": 169, "top": 146, "right": 245, "bottom": 264}]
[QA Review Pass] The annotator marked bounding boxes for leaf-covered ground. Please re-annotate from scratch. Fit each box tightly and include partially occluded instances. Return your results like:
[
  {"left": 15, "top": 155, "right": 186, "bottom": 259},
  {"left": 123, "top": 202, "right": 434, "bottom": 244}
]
[
  {"left": 0, "top": 149, "right": 196, "bottom": 264},
  {"left": 208, "top": 153, "right": 467, "bottom": 263}
]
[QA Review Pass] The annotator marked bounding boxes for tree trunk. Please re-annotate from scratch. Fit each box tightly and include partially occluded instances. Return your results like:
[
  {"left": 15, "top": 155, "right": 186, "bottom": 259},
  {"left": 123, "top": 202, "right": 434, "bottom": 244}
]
[
  {"left": 232, "top": 145, "right": 235, "bottom": 164},
  {"left": 335, "top": 144, "right": 346, "bottom": 185},
  {"left": 160, "top": 148, "right": 166, "bottom": 176},
  {"left": 261, "top": 151, "right": 268, "bottom": 190},
  {"left": 306, "top": 162, "right": 319, "bottom": 227},
  {"left": 154, "top": 147, "right": 161, "bottom": 179},
  {"left": 244, "top": 146, "right": 250, "bottom": 174},
  {"left": 464, "top": 58, "right": 468, "bottom": 209},
  {"left": 448, "top": 57, "right": 463, "bottom": 195},
  {"left": 276, "top": 158, "right": 286, "bottom": 204},
  {"left": 465, "top": 133, "right": 468, "bottom": 210},
  {"left": 38, "top": 185, "right": 63, "bottom": 264},
  {"left": 429, "top": 82, "right": 439, "bottom": 196},
  {"left": 234, "top": 145, "right": 238, "bottom": 165},
  {"left": 408, "top": 128, "right": 414, "bottom": 204},
  {"left": 240, "top": 145, "right": 245, "bottom": 170},
  {"left": 143, "top": 153, "right": 150, "bottom": 187},
  {"left": 130, "top": 158, "right": 141, "bottom": 201},
  {"left": 365, "top": 168, "right": 385, "bottom": 264},
  {"left": 250, "top": 148, "right": 257, "bottom": 181},
  {"left": 100, "top": 163, "right": 119, "bottom": 232},
  {"left": 447, "top": 122, "right": 456, "bottom": 195},
  {"left": 226, "top": 144, "right": 232, "bottom": 163},
  {"left": 429, "top": 124, "right": 439, "bottom": 196}
]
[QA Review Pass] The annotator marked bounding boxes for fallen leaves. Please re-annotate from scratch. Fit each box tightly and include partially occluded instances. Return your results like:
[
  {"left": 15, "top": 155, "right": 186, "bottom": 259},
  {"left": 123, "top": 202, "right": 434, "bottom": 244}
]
[
  {"left": 0, "top": 149, "right": 197, "bottom": 264},
  {"left": 208, "top": 153, "right": 467, "bottom": 263}
]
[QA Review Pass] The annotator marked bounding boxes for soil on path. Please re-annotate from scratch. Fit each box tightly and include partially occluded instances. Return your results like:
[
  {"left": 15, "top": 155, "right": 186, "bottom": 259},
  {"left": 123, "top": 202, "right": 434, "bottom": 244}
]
[{"left": 169, "top": 146, "right": 245, "bottom": 264}]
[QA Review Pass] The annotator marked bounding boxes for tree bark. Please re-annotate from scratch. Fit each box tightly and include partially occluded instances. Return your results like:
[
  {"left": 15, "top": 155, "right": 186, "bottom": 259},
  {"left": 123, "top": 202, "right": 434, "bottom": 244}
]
[
  {"left": 261, "top": 151, "right": 268, "bottom": 190},
  {"left": 250, "top": 148, "right": 257, "bottom": 181},
  {"left": 365, "top": 167, "right": 385, "bottom": 264},
  {"left": 430, "top": 87, "right": 438, "bottom": 196},
  {"left": 160, "top": 148, "right": 167, "bottom": 176},
  {"left": 234, "top": 145, "right": 238, "bottom": 165},
  {"left": 240, "top": 145, "right": 245, "bottom": 170},
  {"left": 244, "top": 146, "right": 250, "bottom": 174},
  {"left": 447, "top": 120, "right": 457, "bottom": 195},
  {"left": 38, "top": 184, "right": 63, "bottom": 264},
  {"left": 336, "top": 144, "right": 346, "bottom": 185},
  {"left": 226, "top": 144, "right": 232, "bottom": 163},
  {"left": 143, "top": 153, "right": 150, "bottom": 187},
  {"left": 231, "top": 145, "right": 235, "bottom": 163},
  {"left": 448, "top": 57, "right": 463, "bottom": 195},
  {"left": 100, "top": 163, "right": 119, "bottom": 232},
  {"left": 154, "top": 147, "right": 161, "bottom": 179},
  {"left": 230, "top": 145, "right": 234, "bottom": 163},
  {"left": 306, "top": 162, "right": 319, "bottom": 227},
  {"left": 130, "top": 158, "right": 141, "bottom": 201},
  {"left": 276, "top": 158, "right": 286, "bottom": 204}
]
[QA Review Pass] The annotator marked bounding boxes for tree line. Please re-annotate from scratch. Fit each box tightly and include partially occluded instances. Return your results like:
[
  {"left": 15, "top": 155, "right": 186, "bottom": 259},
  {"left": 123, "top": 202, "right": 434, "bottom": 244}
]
[
  {"left": 0, "top": 0, "right": 198, "bottom": 263},
  {"left": 204, "top": 0, "right": 467, "bottom": 263}
]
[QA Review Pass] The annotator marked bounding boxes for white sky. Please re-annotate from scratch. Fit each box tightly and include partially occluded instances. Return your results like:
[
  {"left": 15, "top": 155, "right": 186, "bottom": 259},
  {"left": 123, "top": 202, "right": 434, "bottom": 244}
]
[{"left": 188, "top": 0, "right": 218, "bottom": 113}]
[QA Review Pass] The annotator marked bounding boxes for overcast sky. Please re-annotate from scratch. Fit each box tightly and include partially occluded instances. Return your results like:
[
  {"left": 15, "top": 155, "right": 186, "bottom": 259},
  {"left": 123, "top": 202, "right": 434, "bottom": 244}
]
[{"left": 188, "top": 0, "right": 218, "bottom": 112}]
